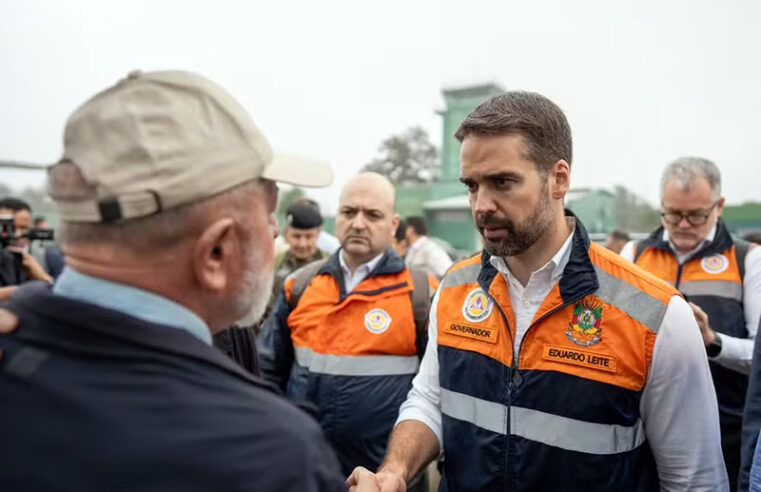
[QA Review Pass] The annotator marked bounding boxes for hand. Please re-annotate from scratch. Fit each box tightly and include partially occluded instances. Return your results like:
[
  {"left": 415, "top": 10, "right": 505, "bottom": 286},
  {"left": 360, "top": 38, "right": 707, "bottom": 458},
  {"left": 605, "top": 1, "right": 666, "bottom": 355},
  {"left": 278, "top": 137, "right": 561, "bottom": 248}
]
[
  {"left": 374, "top": 470, "right": 407, "bottom": 492},
  {"left": 6, "top": 247, "right": 53, "bottom": 284},
  {"left": 689, "top": 302, "right": 716, "bottom": 346},
  {"left": 0, "top": 287, "right": 16, "bottom": 302},
  {"left": 0, "top": 308, "right": 20, "bottom": 362},
  {"left": 346, "top": 467, "right": 406, "bottom": 492},
  {"left": 346, "top": 467, "right": 379, "bottom": 492}
]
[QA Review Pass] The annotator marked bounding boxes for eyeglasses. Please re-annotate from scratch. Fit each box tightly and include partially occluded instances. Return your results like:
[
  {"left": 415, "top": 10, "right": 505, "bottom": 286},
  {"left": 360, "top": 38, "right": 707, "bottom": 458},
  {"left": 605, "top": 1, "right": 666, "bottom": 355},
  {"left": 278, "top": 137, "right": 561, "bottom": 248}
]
[{"left": 661, "top": 201, "right": 719, "bottom": 226}]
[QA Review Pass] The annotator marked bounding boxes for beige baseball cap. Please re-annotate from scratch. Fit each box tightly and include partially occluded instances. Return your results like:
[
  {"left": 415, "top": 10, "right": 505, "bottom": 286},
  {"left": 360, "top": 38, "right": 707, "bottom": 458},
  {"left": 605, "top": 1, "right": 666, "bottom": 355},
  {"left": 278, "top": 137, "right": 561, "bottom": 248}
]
[{"left": 52, "top": 70, "right": 333, "bottom": 223}]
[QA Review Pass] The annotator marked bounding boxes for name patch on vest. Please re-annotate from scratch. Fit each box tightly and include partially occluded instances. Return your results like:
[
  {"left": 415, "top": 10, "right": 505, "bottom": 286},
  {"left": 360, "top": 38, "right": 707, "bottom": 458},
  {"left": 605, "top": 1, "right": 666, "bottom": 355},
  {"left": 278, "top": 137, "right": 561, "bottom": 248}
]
[
  {"left": 442, "top": 320, "right": 498, "bottom": 344},
  {"left": 543, "top": 344, "right": 617, "bottom": 373}
]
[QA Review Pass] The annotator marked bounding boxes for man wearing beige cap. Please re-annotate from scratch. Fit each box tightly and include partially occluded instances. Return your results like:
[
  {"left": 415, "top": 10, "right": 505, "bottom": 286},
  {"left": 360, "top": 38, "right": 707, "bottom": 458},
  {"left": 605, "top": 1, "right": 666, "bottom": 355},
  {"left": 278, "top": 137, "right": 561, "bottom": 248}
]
[{"left": 0, "top": 70, "right": 345, "bottom": 491}]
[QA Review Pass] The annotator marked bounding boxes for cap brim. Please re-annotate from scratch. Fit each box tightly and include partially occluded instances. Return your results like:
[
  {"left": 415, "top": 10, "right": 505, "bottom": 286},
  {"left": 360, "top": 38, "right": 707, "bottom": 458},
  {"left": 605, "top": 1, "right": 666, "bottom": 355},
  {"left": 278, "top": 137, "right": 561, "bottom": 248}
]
[{"left": 262, "top": 153, "right": 334, "bottom": 188}]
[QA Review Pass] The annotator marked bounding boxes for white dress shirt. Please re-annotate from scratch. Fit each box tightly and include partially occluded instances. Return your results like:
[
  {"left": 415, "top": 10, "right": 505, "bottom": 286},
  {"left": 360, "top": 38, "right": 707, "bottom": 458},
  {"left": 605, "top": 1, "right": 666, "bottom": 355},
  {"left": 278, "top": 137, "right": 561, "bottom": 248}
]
[
  {"left": 398, "top": 235, "right": 728, "bottom": 491},
  {"left": 621, "top": 227, "right": 761, "bottom": 375},
  {"left": 405, "top": 236, "right": 454, "bottom": 279},
  {"left": 339, "top": 250, "right": 385, "bottom": 292}
]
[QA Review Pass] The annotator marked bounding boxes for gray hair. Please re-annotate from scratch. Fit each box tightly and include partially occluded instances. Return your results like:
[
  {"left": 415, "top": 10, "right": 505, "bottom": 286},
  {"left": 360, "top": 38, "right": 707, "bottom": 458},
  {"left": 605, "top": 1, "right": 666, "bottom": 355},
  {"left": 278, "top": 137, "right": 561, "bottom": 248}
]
[
  {"left": 660, "top": 157, "right": 722, "bottom": 201},
  {"left": 48, "top": 162, "right": 261, "bottom": 252}
]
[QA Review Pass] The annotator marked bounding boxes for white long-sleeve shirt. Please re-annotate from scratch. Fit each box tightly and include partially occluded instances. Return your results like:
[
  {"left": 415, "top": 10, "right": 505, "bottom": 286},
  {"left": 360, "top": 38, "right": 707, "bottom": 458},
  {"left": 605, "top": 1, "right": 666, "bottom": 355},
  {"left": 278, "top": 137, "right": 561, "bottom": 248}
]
[
  {"left": 398, "top": 237, "right": 729, "bottom": 491},
  {"left": 405, "top": 236, "right": 453, "bottom": 279},
  {"left": 620, "top": 229, "right": 761, "bottom": 375}
]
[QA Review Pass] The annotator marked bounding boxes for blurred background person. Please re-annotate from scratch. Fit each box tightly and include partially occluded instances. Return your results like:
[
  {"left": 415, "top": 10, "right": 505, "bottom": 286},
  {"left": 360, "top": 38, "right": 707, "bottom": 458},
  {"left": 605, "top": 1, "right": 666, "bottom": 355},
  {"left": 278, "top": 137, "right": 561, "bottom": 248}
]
[
  {"left": 297, "top": 198, "right": 340, "bottom": 254},
  {"left": 0, "top": 197, "right": 54, "bottom": 293},
  {"left": 274, "top": 202, "right": 329, "bottom": 293},
  {"left": 404, "top": 216, "right": 453, "bottom": 279},
  {"left": 33, "top": 216, "right": 50, "bottom": 229},
  {"left": 744, "top": 232, "right": 761, "bottom": 245},
  {"left": 605, "top": 229, "right": 630, "bottom": 254},
  {"left": 392, "top": 218, "right": 408, "bottom": 258},
  {"left": 0, "top": 198, "right": 62, "bottom": 278}
]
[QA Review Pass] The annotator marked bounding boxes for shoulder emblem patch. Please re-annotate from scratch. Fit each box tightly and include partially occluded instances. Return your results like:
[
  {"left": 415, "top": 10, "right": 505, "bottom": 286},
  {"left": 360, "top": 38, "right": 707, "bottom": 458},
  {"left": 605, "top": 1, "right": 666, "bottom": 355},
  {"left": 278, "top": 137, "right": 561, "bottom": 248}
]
[
  {"left": 462, "top": 288, "right": 494, "bottom": 323},
  {"left": 365, "top": 308, "right": 392, "bottom": 334},
  {"left": 701, "top": 254, "right": 729, "bottom": 274},
  {"left": 567, "top": 297, "right": 603, "bottom": 347}
]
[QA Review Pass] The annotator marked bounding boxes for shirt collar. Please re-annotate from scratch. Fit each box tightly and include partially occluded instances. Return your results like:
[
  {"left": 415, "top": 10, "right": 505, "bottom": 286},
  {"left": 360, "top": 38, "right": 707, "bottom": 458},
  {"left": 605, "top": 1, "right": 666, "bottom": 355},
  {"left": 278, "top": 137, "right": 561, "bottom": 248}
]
[
  {"left": 339, "top": 250, "right": 385, "bottom": 277},
  {"left": 53, "top": 267, "right": 212, "bottom": 345},
  {"left": 489, "top": 227, "right": 575, "bottom": 285},
  {"left": 408, "top": 236, "right": 427, "bottom": 253}
]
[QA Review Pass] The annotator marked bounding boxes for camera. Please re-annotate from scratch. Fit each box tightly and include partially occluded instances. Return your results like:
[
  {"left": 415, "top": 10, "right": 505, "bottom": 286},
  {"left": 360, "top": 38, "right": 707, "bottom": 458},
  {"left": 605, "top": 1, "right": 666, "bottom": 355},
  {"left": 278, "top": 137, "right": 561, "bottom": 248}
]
[{"left": 0, "top": 214, "right": 54, "bottom": 248}]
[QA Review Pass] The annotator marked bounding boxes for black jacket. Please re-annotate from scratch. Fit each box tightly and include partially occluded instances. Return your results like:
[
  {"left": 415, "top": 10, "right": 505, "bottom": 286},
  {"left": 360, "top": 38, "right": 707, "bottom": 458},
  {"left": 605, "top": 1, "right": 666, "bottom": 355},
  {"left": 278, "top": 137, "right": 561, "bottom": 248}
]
[
  {"left": 0, "top": 282, "right": 345, "bottom": 492},
  {"left": 0, "top": 249, "right": 24, "bottom": 287}
]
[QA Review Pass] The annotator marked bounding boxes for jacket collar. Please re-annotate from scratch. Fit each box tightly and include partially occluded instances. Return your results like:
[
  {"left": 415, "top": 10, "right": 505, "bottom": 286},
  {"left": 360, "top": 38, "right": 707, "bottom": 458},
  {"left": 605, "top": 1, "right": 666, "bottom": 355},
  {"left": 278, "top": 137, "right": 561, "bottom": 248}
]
[
  {"left": 317, "top": 247, "right": 407, "bottom": 299},
  {"left": 477, "top": 210, "right": 599, "bottom": 304}
]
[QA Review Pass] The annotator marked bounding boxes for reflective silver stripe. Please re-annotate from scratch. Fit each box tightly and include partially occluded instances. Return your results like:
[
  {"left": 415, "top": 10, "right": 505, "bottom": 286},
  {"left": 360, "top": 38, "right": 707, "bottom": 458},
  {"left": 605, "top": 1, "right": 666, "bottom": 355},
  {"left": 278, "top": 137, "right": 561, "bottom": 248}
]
[
  {"left": 680, "top": 280, "right": 742, "bottom": 301},
  {"left": 294, "top": 346, "right": 312, "bottom": 367},
  {"left": 593, "top": 266, "right": 667, "bottom": 333},
  {"left": 441, "top": 387, "right": 507, "bottom": 434},
  {"left": 511, "top": 406, "right": 646, "bottom": 455},
  {"left": 298, "top": 351, "right": 419, "bottom": 376},
  {"left": 441, "top": 388, "right": 646, "bottom": 455},
  {"left": 441, "top": 263, "right": 481, "bottom": 288}
]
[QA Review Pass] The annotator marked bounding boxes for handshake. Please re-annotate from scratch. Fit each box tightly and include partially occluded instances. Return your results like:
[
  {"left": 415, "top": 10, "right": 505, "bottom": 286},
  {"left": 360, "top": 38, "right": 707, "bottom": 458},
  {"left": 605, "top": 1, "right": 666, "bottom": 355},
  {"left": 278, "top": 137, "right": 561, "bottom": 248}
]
[{"left": 346, "top": 467, "right": 407, "bottom": 492}]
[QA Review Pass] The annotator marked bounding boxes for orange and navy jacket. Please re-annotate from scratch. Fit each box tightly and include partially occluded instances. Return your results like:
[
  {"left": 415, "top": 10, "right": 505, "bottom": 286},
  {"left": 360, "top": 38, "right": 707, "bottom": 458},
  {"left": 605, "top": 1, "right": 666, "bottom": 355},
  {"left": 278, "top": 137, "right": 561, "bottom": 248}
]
[
  {"left": 435, "top": 217, "right": 678, "bottom": 491},
  {"left": 634, "top": 220, "right": 748, "bottom": 419},
  {"left": 257, "top": 248, "right": 437, "bottom": 476}
]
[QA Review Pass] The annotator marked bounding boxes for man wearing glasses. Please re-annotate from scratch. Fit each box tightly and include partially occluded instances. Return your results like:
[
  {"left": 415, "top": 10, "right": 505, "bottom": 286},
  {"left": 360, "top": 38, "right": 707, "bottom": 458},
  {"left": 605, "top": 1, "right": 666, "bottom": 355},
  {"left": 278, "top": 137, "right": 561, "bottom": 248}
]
[{"left": 621, "top": 157, "right": 761, "bottom": 491}]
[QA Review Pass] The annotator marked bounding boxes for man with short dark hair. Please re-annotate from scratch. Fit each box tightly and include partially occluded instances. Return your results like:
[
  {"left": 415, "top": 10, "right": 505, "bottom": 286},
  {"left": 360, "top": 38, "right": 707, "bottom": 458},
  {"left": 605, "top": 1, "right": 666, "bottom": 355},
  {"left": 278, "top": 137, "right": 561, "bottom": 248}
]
[
  {"left": 0, "top": 198, "right": 53, "bottom": 293},
  {"left": 350, "top": 92, "right": 727, "bottom": 491},
  {"left": 404, "top": 216, "right": 452, "bottom": 279},
  {"left": 33, "top": 216, "right": 49, "bottom": 229},
  {"left": 392, "top": 218, "right": 408, "bottom": 258},
  {"left": 274, "top": 202, "right": 328, "bottom": 293},
  {"left": 0, "top": 70, "right": 345, "bottom": 491},
  {"left": 605, "top": 229, "right": 630, "bottom": 254}
]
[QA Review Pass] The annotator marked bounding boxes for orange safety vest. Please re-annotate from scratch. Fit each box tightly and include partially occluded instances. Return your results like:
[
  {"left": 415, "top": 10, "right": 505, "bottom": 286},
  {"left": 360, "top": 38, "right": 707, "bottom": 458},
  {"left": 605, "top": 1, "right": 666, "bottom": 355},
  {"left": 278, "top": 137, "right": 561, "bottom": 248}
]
[
  {"left": 258, "top": 248, "right": 437, "bottom": 476},
  {"left": 435, "top": 219, "right": 677, "bottom": 491},
  {"left": 634, "top": 222, "right": 752, "bottom": 483}
]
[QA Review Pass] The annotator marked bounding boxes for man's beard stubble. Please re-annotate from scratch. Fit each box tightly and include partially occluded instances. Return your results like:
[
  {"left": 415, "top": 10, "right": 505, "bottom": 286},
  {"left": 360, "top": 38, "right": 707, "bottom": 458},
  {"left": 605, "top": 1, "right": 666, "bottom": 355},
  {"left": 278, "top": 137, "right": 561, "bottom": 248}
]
[
  {"left": 231, "top": 244, "right": 274, "bottom": 326},
  {"left": 477, "top": 188, "right": 554, "bottom": 258}
]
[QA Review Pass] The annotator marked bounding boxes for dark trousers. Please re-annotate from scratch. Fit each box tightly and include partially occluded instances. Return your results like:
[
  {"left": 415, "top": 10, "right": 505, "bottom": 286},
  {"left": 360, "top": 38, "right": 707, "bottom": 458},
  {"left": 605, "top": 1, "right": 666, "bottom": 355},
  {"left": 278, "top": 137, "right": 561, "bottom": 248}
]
[{"left": 721, "top": 412, "right": 742, "bottom": 492}]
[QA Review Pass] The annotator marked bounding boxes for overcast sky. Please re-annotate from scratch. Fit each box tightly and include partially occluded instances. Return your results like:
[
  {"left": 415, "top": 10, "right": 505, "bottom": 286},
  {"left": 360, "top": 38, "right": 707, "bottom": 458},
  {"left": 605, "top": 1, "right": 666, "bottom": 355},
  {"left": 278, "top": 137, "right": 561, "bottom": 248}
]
[{"left": 2, "top": 0, "right": 759, "bottom": 211}]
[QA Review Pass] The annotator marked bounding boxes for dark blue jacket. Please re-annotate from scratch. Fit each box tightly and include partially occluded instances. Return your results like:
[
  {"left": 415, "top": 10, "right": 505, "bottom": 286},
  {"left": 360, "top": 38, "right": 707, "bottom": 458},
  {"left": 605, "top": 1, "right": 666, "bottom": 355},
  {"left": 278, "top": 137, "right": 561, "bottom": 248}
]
[
  {"left": 258, "top": 249, "right": 423, "bottom": 477},
  {"left": 0, "top": 282, "right": 345, "bottom": 492},
  {"left": 741, "top": 315, "right": 761, "bottom": 491}
]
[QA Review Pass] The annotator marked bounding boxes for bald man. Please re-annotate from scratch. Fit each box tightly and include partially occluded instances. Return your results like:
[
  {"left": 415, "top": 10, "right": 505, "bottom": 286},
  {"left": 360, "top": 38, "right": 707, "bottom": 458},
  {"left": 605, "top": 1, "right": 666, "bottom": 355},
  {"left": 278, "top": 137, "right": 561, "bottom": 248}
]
[{"left": 258, "top": 173, "right": 437, "bottom": 490}]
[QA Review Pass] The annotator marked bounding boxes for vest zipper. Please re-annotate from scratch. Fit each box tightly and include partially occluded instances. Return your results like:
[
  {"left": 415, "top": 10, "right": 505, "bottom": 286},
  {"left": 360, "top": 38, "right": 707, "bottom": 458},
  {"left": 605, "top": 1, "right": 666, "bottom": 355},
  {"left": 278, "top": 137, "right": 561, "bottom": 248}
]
[
  {"left": 675, "top": 263, "right": 684, "bottom": 289},
  {"left": 482, "top": 289, "right": 514, "bottom": 491},
  {"left": 484, "top": 284, "right": 595, "bottom": 489}
]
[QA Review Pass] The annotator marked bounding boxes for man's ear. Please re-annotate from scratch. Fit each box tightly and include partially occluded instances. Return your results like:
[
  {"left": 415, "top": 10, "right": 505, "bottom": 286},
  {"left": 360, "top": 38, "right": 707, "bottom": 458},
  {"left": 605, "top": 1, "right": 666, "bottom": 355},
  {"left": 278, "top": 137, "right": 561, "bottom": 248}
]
[
  {"left": 192, "top": 218, "right": 238, "bottom": 292},
  {"left": 550, "top": 160, "right": 571, "bottom": 200},
  {"left": 391, "top": 214, "right": 400, "bottom": 238},
  {"left": 716, "top": 197, "right": 726, "bottom": 217}
]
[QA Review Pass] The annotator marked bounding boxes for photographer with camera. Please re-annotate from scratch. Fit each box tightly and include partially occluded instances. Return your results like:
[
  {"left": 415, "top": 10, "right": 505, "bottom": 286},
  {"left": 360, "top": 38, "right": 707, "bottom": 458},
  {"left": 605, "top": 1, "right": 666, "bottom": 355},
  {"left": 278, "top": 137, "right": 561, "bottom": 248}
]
[{"left": 0, "top": 198, "right": 55, "bottom": 299}]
